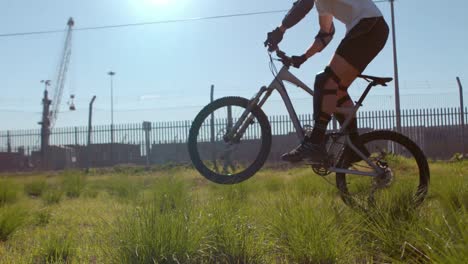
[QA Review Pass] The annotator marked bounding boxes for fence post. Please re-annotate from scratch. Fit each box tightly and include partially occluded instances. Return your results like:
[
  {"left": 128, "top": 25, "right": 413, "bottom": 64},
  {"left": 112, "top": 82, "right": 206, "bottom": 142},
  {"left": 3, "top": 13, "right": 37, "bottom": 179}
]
[
  {"left": 74, "top": 127, "right": 78, "bottom": 146},
  {"left": 457, "top": 77, "right": 465, "bottom": 154},
  {"left": 86, "top": 96, "right": 96, "bottom": 173},
  {"left": 143, "top": 121, "right": 152, "bottom": 170},
  {"left": 7, "top": 131, "right": 11, "bottom": 153},
  {"left": 210, "top": 85, "right": 215, "bottom": 143}
]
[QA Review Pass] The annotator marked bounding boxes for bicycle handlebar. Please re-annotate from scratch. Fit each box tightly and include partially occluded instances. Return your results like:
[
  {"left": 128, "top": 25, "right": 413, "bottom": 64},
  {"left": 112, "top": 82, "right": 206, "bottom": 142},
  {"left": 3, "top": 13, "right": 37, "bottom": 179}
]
[{"left": 269, "top": 48, "right": 292, "bottom": 68}]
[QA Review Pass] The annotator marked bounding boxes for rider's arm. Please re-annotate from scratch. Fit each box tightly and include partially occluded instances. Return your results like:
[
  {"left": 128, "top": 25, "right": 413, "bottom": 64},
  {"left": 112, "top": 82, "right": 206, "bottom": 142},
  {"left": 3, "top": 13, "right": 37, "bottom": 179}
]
[
  {"left": 281, "top": 0, "right": 315, "bottom": 30},
  {"left": 304, "top": 15, "right": 335, "bottom": 58}
]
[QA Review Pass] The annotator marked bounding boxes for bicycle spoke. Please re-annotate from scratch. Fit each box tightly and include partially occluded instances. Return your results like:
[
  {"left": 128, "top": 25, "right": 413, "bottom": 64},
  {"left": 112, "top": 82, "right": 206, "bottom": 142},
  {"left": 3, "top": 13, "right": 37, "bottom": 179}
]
[
  {"left": 189, "top": 97, "right": 271, "bottom": 182},
  {"left": 336, "top": 131, "right": 429, "bottom": 210}
]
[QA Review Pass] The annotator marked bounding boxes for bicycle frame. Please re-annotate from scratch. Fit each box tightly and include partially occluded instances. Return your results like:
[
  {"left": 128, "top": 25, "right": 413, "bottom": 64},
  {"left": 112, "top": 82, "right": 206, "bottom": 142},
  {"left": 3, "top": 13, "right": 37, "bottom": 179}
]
[{"left": 228, "top": 65, "right": 385, "bottom": 177}]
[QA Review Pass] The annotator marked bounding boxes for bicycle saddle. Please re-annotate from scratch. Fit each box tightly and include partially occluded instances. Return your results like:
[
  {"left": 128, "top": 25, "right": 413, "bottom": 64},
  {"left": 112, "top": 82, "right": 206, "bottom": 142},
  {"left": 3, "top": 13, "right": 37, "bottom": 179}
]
[{"left": 358, "top": 75, "right": 393, "bottom": 86}]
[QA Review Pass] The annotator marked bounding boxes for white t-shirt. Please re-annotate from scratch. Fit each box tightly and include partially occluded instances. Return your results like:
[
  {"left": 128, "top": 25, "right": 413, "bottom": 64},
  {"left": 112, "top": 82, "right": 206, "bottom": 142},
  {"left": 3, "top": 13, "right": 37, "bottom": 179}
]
[{"left": 315, "top": 0, "right": 383, "bottom": 32}]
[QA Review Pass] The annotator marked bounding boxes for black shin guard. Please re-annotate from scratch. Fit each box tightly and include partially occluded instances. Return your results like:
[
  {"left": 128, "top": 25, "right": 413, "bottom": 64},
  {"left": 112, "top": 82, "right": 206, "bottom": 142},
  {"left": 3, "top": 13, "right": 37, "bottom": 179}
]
[
  {"left": 309, "top": 67, "right": 341, "bottom": 145},
  {"left": 306, "top": 119, "right": 329, "bottom": 144},
  {"left": 313, "top": 66, "right": 341, "bottom": 122}
]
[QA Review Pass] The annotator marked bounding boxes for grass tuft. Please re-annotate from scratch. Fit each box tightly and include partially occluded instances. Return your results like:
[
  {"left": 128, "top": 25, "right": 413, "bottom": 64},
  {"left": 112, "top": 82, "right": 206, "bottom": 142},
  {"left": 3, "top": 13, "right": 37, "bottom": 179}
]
[
  {"left": 42, "top": 187, "right": 64, "bottom": 205},
  {"left": 34, "top": 208, "right": 52, "bottom": 226},
  {"left": 34, "top": 232, "right": 75, "bottom": 264},
  {"left": 24, "top": 178, "right": 48, "bottom": 197},
  {"left": 0, "top": 205, "right": 27, "bottom": 241},
  {"left": 62, "top": 171, "right": 86, "bottom": 198},
  {"left": 197, "top": 197, "right": 265, "bottom": 263},
  {"left": 0, "top": 179, "right": 18, "bottom": 206},
  {"left": 105, "top": 176, "right": 198, "bottom": 263},
  {"left": 266, "top": 191, "right": 350, "bottom": 263},
  {"left": 104, "top": 175, "right": 140, "bottom": 201}
]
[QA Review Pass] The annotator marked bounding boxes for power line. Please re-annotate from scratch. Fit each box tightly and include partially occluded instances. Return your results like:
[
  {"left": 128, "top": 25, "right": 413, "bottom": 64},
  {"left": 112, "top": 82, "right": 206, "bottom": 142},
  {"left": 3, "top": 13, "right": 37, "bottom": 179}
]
[
  {"left": 0, "top": 1, "right": 390, "bottom": 38},
  {"left": 0, "top": 10, "right": 289, "bottom": 38}
]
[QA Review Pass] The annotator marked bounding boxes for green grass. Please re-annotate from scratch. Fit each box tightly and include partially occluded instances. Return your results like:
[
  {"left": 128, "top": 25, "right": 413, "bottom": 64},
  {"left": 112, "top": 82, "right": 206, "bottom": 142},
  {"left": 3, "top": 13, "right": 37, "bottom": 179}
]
[
  {"left": 0, "top": 205, "right": 27, "bottom": 242},
  {"left": 105, "top": 176, "right": 199, "bottom": 263},
  {"left": 0, "top": 160, "right": 466, "bottom": 263},
  {"left": 24, "top": 178, "right": 47, "bottom": 197},
  {"left": 42, "top": 187, "right": 64, "bottom": 205},
  {"left": 0, "top": 179, "right": 19, "bottom": 206},
  {"left": 62, "top": 171, "right": 86, "bottom": 198},
  {"left": 33, "top": 231, "right": 75, "bottom": 263}
]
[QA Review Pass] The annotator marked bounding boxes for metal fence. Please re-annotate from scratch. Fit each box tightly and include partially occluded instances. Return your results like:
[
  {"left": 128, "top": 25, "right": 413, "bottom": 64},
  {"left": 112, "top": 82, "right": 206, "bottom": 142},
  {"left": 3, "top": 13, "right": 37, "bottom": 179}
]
[{"left": 0, "top": 107, "right": 467, "bottom": 160}]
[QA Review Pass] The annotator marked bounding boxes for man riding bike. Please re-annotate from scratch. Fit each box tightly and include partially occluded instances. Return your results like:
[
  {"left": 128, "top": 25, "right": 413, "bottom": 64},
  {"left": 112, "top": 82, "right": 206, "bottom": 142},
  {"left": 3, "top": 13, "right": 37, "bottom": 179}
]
[{"left": 265, "top": 0, "right": 389, "bottom": 164}]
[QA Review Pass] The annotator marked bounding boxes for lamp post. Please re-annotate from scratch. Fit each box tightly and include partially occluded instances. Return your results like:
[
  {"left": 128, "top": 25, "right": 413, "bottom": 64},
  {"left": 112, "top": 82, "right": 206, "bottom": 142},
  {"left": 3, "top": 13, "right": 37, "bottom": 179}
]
[
  {"left": 108, "top": 71, "right": 115, "bottom": 164},
  {"left": 108, "top": 71, "right": 115, "bottom": 143},
  {"left": 390, "top": 0, "right": 402, "bottom": 133}
]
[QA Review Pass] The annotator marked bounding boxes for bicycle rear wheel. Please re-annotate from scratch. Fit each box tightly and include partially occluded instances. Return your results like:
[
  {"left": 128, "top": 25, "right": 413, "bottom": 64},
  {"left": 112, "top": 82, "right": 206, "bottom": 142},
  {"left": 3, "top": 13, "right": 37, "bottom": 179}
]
[
  {"left": 336, "top": 130, "right": 430, "bottom": 209},
  {"left": 188, "top": 96, "right": 272, "bottom": 184}
]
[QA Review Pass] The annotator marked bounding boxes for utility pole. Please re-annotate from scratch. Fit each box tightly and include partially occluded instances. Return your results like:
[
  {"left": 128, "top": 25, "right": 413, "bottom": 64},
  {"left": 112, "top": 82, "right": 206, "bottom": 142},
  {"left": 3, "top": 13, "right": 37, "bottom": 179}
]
[
  {"left": 108, "top": 71, "right": 116, "bottom": 144},
  {"left": 39, "top": 80, "right": 52, "bottom": 169},
  {"left": 210, "top": 84, "right": 218, "bottom": 171},
  {"left": 143, "top": 121, "right": 152, "bottom": 170},
  {"left": 86, "top": 96, "right": 96, "bottom": 172},
  {"left": 457, "top": 77, "right": 465, "bottom": 154},
  {"left": 108, "top": 71, "right": 115, "bottom": 165},
  {"left": 390, "top": 0, "right": 401, "bottom": 133},
  {"left": 210, "top": 85, "right": 215, "bottom": 143},
  {"left": 390, "top": 0, "right": 402, "bottom": 133}
]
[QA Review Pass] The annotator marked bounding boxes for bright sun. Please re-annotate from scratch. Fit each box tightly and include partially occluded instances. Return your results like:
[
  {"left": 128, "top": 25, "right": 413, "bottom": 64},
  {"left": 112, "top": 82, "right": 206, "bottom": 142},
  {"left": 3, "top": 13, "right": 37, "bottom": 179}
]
[{"left": 133, "top": 0, "right": 181, "bottom": 17}]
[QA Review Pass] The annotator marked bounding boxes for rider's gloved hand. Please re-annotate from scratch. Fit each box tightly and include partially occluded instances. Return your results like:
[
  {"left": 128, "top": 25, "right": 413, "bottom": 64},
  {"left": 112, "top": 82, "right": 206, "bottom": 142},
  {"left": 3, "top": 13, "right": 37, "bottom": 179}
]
[
  {"left": 291, "top": 54, "right": 308, "bottom": 68},
  {"left": 264, "top": 27, "right": 284, "bottom": 52}
]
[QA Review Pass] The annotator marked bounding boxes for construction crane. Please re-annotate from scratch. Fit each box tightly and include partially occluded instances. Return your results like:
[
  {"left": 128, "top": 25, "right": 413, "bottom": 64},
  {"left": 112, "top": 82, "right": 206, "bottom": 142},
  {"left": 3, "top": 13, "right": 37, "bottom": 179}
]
[
  {"left": 39, "top": 17, "right": 75, "bottom": 159},
  {"left": 50, "top": 17, "right": 76, "bottom": 126}
]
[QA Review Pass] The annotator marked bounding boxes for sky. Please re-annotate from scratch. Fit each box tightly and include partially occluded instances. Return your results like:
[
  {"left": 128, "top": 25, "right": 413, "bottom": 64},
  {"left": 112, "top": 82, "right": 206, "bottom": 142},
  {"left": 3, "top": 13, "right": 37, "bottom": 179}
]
[{"left": 0, "top": 0, "right": 467, "bottom": 131}]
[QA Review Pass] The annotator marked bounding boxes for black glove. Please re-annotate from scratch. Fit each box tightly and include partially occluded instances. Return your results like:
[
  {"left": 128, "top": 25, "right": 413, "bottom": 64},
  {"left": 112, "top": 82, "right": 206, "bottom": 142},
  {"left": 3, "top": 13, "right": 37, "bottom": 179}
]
[
  {"left": 291, "top": 54, "right": 307, "bottom": 68},
  {"left": 264, "top": 27, "right": 284, "bottom": 52}
]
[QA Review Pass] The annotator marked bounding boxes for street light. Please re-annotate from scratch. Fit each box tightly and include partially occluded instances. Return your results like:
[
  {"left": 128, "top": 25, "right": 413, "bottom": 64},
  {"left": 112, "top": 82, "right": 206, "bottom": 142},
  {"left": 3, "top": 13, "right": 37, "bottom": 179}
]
[
  {"left": 108, "top": 71, "right": 115, "bottom": 165},
  {"left": 389, "top": 0, "right": 402, "bottom": 133},
  {"left": 108, "top": 71, "right": 116, "bottom": 145}
]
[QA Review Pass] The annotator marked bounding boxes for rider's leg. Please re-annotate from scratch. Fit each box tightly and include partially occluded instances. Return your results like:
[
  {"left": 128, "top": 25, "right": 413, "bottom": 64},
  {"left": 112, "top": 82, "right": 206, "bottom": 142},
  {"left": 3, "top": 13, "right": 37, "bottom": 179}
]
[
  {"left": 281, "top": 55, "right": 359, "bottom": 163},
  {"left": 311, "top": 54, "right": 360, "bottom": 138},
  {"left": 281, "top": 17, "right": 389, "bottom": 163},
  {"left": 335, "top": 82, "right": 357, "bottom": 134},
  {"left": 310, "top": 17, "right": 388, "bottom": 163},
  {"left": 307, "top": 66, "right": 341, "bottom": 144},
  {"left": 335, "top": 82, "right": 371, "bottom": 163}
]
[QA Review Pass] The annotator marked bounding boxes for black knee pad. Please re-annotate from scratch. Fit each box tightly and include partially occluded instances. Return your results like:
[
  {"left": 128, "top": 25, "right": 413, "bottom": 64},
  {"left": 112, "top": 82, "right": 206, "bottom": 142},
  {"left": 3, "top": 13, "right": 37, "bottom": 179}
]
[
  {"left": 313, "top": 67, "right": 341, "bottom": 121},
  {"left": 335, "top": 113, "right": 358, "bottom": 133},
  {"left": 336, "top": 94, "right": 352, "bottom": 107}
]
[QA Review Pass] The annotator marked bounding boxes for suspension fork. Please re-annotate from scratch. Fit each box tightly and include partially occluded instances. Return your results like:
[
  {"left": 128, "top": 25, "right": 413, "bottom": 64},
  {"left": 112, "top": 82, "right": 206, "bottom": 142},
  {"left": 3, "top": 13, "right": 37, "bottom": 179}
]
[{"left": 224, "top": 86, "right": 272, "bottom": 142}]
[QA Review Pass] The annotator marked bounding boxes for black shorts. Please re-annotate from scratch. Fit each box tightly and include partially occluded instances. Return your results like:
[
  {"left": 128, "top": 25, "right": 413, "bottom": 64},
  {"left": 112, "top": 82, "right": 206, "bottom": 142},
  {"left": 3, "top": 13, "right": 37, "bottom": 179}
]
[{"left": 336, "top": 17, "right": 389, "bottom": 73}]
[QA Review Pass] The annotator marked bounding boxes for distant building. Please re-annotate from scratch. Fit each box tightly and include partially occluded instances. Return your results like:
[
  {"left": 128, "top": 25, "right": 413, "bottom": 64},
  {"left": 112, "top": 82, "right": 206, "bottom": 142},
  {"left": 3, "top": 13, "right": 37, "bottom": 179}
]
[
  {"left": 0, "top": 152, "right": 28, "bottom": 171},
  {"left": 72, "top": 143, "right": 142, "bottom": 167},
  {"left": 31, "top": 145, "right": 77, "bottom": 170}
]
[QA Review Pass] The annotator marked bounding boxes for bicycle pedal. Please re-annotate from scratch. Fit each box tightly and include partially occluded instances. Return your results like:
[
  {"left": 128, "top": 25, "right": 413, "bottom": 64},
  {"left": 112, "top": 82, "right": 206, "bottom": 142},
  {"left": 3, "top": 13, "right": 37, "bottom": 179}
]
[{"left": 310, "top": 163, "right": 331, "bottom": 177}]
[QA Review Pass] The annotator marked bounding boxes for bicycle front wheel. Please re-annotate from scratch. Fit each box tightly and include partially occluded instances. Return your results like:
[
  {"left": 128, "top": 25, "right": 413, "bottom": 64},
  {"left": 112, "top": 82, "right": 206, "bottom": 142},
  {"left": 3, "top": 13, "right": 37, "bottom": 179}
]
[
  {"left": 336, "top": 130, "right": 430, "bottom": 209},
  {"left": 188, "top": 96, "right": 272, "bottom": 184}
]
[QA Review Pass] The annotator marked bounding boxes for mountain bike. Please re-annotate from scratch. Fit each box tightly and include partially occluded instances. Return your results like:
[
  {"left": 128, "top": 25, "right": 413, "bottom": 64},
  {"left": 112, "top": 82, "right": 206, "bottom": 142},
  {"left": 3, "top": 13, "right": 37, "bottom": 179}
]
[{"left": 188, "top": 49, "right": 430, "bottom": 208}]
